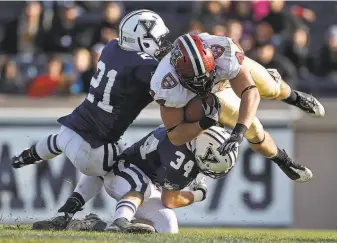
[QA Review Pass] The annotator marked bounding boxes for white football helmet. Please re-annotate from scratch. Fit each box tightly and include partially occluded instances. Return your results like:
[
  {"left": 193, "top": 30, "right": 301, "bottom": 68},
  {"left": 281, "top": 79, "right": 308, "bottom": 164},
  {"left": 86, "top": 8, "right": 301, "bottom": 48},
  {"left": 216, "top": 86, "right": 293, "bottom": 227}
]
[
  {"left": 192, "top": 126, "right": 238, "bottom": 179},
  {"left": 118, "top": 9, "right": 172, "bottom": 60}
]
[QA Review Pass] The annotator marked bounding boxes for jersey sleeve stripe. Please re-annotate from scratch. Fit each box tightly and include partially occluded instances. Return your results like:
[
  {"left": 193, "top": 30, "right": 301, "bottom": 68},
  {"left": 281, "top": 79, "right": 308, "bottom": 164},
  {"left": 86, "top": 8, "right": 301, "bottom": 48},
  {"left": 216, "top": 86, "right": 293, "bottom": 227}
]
[
  {"left": 113, "top": 165, "right": 139, "bottom": 191},
  {"left": 128, "top": 166, "right": 148, "bottom": 194}
]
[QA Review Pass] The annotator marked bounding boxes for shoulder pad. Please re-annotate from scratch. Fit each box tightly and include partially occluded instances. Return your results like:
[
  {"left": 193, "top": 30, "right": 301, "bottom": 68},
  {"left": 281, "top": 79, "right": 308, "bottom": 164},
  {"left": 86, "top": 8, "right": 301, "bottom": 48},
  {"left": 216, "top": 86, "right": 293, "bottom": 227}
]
[{"left": 202, "top": 34, "right": 242, "bottom": 80}]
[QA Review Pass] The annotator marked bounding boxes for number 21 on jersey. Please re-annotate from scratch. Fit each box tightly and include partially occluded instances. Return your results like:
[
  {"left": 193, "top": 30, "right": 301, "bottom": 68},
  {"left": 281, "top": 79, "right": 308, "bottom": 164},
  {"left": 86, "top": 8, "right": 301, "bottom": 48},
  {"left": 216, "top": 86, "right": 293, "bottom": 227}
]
[{"left": 87, "top": 60, "right": 117, "bottom": 113}]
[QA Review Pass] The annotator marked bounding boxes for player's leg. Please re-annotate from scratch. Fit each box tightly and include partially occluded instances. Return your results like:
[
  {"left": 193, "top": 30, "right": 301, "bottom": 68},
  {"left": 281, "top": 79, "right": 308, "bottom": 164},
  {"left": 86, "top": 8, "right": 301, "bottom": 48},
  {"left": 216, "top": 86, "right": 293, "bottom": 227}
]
[
  {"left": 104, "top": 161, "right": 156, "bottom": 233},
  {"left": 32, "top": 174, "right": 105, "bottom": 231},
  {"left": 57, "top": 126, "right": 120, "bottom": 177},
  {"left": 12, "top": 133, "right": 62, "bottom": 168},
  {"left": 134, "top": 188, "right": 179, "bottom": 234},
  {"left": 244, "top": 57, "right": 325, "bottom": 117},
  {"left": 216, "top": 88, "right": 312, "bottom": 182}
]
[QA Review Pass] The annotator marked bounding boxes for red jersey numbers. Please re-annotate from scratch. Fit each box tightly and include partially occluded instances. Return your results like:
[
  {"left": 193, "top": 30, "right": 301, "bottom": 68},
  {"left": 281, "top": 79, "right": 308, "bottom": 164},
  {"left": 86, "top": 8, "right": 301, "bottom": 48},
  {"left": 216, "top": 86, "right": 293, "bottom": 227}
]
[
  {"left": 161, "top": 73, "right": 178, "bottom": 89},
  {"left": 232, "top": 40, "right": 245, "bottom": 65}
]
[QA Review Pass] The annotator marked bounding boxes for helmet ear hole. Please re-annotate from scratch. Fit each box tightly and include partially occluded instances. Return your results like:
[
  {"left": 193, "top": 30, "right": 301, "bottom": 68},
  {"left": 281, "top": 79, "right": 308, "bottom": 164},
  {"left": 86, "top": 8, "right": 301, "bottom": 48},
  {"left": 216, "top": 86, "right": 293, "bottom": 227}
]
[{"left": 143, "top": 42, "right": 150, "bottom": 48}]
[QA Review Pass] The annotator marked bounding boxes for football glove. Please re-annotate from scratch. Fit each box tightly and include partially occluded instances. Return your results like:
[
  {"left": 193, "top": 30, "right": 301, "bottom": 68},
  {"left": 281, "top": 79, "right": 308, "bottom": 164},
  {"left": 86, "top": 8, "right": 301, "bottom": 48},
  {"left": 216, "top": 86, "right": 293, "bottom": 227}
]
[
  {"left": 199, "top": 93, "right": 221, "bottom": 130},
  {"left": 189, "top": 175, "right": 207, "bottom": 201},
  {"left": 217, "top": 123, "right": 247, "bottom": 156}
]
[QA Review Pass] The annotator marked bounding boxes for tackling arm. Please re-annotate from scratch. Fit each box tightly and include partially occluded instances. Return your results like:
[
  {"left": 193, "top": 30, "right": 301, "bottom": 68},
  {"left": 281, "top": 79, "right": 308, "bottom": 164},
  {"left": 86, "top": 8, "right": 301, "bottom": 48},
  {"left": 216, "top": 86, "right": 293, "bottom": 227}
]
[
  {"left": 160, "top": 106, "right": 204, "bottom": 146},
  {"left": 161, "top": 189, "right": 202, "bottom": 209}
]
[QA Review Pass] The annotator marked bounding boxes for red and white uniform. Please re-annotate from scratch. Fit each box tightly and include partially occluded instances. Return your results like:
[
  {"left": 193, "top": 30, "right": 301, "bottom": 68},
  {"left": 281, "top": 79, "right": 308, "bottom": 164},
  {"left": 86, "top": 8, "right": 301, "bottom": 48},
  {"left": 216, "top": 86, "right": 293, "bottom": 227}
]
[{"left": 150, "top": 33, "right": 244, "bottom": 108}]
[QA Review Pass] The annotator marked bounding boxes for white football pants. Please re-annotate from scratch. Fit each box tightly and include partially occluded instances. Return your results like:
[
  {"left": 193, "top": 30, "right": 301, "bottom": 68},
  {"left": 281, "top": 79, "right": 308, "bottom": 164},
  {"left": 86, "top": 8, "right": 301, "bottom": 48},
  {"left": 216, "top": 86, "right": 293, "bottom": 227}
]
[
  {"left": 104, "top": 160, "right": 179, "bottom": 234},
  {"left": 56, "top": 126, "right": 119, "bottom": 176}
]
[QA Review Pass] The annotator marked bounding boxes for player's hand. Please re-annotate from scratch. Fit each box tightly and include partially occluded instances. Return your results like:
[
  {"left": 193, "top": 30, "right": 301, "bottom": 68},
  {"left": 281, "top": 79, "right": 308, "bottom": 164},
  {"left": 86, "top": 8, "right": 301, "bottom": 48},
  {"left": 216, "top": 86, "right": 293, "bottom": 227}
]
[
  {"left": 217, "top": 130, "right": 244, "bottom": 156},
  {"left": 201, "top": 93, "right": 221, "bottom": 123},
  {"left": 189, "top": 175, "right": 207, "bottom": 201}
]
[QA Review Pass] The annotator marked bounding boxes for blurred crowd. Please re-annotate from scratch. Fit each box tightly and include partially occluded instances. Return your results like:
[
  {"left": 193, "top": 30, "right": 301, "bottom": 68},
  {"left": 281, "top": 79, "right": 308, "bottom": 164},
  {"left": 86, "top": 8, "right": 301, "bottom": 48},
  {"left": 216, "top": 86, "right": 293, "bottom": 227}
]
[{"left": 1, "top": 1, "right": 337, "bottom": 97}]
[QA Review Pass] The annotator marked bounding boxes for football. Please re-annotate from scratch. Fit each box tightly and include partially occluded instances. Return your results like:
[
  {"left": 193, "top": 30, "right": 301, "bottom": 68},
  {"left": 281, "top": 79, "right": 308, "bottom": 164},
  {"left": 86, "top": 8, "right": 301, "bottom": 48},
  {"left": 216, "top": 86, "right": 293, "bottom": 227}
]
[{"left": 184, "top": 94, "right": 215, "bottom": 123}]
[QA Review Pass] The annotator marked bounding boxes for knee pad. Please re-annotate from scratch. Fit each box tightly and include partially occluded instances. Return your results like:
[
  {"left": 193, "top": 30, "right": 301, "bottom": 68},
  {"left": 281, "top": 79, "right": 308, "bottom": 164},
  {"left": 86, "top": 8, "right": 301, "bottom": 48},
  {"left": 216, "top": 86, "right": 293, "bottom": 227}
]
[
  {"left": 245, "top": 57, "right": 281, "bottom": 100},
  {"left": 243, "top": 117, "right": 264, "bottom": 142},
  {"left": 154, "top": 208, "right": 179, "bottom": 234}
]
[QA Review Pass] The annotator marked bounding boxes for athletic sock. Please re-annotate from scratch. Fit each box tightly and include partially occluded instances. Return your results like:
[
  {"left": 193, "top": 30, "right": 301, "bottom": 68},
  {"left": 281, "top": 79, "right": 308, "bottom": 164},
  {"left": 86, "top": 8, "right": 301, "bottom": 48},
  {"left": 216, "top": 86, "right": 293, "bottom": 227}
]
[
  {"left": 35, "top": 134, "right": 62, "bottom": 160},
  {"left": 74, "top": 175, "right": 104, "bottom": 202},
  {"left": 282, "top": 90, "right": 298, "bottom": 106},
  {"left": 113, "top": 199, "right": 138, "bottom": 222},
  {"left": 270, "top": 148, "right": 288, "bottom": 165}
]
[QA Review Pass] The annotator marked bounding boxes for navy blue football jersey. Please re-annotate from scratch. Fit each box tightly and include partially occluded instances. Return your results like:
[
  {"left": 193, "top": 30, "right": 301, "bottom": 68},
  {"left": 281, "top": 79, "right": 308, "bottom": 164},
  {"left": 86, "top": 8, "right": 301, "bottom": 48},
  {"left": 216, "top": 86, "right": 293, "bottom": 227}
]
[
  {"left": 120, "top": 126, "right": 200, "bottom": 190},
  {"left": 58, "top": 39, "right": 158, "bottom": 148}
]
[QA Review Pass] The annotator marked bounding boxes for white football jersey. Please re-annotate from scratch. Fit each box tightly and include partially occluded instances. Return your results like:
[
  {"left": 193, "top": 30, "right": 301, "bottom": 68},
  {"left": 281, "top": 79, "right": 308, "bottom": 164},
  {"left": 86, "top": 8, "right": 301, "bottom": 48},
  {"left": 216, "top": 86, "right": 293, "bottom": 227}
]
[{"left": 150, "top": 33, "right": 243, "bottom": 108}]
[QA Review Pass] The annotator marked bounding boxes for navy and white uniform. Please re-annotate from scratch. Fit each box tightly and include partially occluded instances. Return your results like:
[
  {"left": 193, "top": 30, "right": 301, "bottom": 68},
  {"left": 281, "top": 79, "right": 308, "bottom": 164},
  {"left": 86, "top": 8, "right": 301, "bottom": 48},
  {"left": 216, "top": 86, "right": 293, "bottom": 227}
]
[
  {"left": 103, "top": 126, "right": 200, "bottom": 202},
  {"left": 56, "top": 39, "right": 158, "bottom": 176},
  {"left": 119, "top": 126, "right": 199, "bottom": 190},
  {"left": 103, "top": 126, "right": 200, "bottom": 233}
]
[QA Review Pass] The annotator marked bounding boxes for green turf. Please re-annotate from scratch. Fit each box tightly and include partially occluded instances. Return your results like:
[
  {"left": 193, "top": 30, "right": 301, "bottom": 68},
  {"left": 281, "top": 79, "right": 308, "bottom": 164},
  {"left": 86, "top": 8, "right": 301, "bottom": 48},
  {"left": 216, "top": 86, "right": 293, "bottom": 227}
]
[{"left": 0, "top": 225, "right": 337, "bottom": 243}]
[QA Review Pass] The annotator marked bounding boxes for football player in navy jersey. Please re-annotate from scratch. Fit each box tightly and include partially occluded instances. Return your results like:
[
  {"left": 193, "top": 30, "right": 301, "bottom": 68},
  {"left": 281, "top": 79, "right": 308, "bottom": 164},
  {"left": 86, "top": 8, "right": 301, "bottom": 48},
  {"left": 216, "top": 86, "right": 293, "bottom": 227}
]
[
  {"left": 101, "top": 125, "right": 236, "bottom": 233},
  {"left": 12, "top": 9, "right": 172, "bottom": 232}
]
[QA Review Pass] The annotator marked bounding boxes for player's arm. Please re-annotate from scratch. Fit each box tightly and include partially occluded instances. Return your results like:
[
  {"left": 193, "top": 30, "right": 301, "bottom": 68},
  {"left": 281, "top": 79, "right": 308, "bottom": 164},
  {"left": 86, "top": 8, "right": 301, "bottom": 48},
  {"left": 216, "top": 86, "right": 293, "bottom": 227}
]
[
  {"left": 218, "top": 65, "right": 260, "bottom": 155},
  {"left": 161, "top": 175, "right": 208, "bottom": 209},
  {"left": 159, "top": 93, "right": 221, "bottom": 146},
  {"left": 161, "top": 189, "right": 205, "bottom": 209},
  {"left": 217, "top": 39, "right": 260, "bottom": 155},
  {"left": 160, "top": 106, "right": 204, "bottom": 146},
  {"left": 229, "top": 63, "right": 260, "bottom": 130}
]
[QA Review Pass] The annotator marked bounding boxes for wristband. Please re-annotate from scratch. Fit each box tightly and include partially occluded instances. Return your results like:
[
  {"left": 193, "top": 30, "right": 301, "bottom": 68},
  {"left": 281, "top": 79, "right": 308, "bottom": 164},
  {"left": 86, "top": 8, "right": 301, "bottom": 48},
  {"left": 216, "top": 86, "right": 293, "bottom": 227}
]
[
  {"left": 233, "top": 123, "right": 248, "bottom": 134},
  {"left": 199, "top": 117, "right": 217, "bottom": 130},
  {"left": 191, "top": 190, "right": 205, "bottom": 202}
]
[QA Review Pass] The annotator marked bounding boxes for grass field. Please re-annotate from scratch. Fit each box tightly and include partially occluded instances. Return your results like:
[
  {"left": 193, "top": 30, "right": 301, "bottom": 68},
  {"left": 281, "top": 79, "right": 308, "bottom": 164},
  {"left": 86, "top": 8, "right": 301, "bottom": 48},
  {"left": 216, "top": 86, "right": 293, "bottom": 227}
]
[{"left": 1, "top": 226, "right": 337, "bottom": 243}]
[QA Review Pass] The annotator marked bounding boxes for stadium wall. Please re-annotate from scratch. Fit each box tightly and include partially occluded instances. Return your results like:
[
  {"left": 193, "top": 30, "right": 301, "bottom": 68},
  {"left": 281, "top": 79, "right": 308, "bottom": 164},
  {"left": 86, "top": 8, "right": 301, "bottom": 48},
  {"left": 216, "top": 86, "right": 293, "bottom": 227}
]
[{"left": 0, "top": 96, "right": 335, "bottom": 229}]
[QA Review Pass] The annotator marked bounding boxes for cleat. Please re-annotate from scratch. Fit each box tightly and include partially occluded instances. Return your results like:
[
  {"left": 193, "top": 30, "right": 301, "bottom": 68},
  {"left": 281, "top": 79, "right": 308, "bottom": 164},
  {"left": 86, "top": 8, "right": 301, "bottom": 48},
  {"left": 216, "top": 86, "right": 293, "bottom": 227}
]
[
  {"left": 12, "top": 147, "right": 41, "bottom": 169},
  {"left": 32, "top": 213, "right": 73, "bottom": 231},
  {"left": 274, "top": 150, "right": 313, "bottom": 183},
  {"left": 66, "top": 213, "right": 107, "bottom": 232},
  {"left": 105, "top": 224, "right": 122, "bottom": 233},
  {"left": 294, "top": 91, "right": 325, "bottom": 118},
  {"left": 106, "top": 217, "right": 155, "bottom": 234}
]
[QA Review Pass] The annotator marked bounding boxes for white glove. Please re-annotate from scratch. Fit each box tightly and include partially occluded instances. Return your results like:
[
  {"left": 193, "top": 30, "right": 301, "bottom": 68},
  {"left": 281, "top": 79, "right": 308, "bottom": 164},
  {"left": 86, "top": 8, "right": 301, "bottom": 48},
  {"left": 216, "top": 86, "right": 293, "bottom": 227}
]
[{"left": 189, "top": 175, "right": 207, "bottom": 202}]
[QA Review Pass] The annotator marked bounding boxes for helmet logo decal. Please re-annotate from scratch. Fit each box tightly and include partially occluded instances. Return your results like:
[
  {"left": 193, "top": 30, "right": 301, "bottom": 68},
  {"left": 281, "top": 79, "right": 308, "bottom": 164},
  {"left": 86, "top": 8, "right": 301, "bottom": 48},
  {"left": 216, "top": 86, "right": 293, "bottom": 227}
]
[
  {"left": 199, "top": 147, "right": 220, "bottom": 165},
  {"left": 138, "top": 19, "right": 156, "bottom": 40},
  {"left": 170, "top": 44, "right": 183, "bottom": 66}
]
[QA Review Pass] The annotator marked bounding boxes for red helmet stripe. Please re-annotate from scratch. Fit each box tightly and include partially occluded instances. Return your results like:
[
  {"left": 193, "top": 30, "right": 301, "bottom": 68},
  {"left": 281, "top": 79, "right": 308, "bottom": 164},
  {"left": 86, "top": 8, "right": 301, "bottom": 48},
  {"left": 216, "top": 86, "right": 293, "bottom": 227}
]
[
  {"left": 178, "top": 36, "right": 199, "bottom": 76},
  {"left": 186, "top": 34, "right": 206, "bottom": 74}
]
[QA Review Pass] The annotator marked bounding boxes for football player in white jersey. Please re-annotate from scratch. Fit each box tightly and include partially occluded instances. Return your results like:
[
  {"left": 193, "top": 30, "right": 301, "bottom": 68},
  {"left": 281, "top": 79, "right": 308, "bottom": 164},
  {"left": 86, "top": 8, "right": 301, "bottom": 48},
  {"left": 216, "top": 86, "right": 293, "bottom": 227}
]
[{"left": 150, "top": 32, "right": 324, "bottom": 183}]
